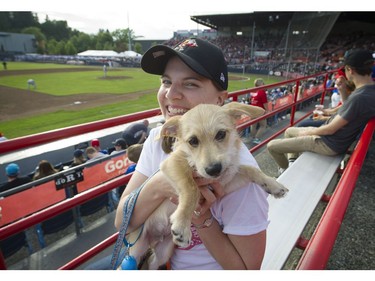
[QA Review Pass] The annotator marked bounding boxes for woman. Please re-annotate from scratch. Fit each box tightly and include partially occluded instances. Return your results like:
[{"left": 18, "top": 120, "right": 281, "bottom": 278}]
[
  {"left": 85, "top": 38, "right": 269, "bottom": 270},
  {"left": 115, "top": 38, "right": 269, "bottom": 270}
]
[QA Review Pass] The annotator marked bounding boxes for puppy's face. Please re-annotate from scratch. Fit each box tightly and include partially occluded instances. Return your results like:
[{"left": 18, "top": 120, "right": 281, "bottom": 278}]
[{"left": 162, "top": 103, "right": 253, "bottom": 179}]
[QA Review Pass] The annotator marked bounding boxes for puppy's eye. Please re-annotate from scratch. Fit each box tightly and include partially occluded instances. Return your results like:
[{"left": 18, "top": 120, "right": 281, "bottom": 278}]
[
  {"left": 188, "top": 136, "right": 199, "bottom": 147},
  {"left": 215, "top": 130, "right": 226, "bottom": 141}
]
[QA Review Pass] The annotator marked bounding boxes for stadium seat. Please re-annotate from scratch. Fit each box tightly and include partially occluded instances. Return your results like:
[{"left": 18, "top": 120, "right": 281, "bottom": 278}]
[
  {"left": 0, "top": 231, "right": 33, "bottom": 258},
  {"left": 36, "top": 210, "right": 75, "bottom": 248}
]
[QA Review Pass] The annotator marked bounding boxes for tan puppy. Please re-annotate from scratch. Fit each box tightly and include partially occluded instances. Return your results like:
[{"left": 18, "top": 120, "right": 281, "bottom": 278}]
[{"left": 128, "top": 102, "right": 288, "bottom": 269}]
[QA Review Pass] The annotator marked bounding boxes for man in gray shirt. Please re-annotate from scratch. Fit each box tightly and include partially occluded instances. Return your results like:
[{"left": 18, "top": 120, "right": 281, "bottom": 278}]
[{"left": 267, "top": 49, "right": 375, "bottom": 174}]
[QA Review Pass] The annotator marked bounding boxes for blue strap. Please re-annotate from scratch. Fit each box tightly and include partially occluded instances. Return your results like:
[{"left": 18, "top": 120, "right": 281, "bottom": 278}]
[
  {"left": 110, "top": 186, "right": 143, "bottom": 269},
  {"left": 110, "top": 169, "right": 159, "bottom": 269}
]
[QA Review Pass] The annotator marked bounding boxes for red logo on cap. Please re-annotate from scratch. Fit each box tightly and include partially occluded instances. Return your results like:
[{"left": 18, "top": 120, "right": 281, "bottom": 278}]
[{"left": 174, "top": 39, "right": 198, "bottom": 52}]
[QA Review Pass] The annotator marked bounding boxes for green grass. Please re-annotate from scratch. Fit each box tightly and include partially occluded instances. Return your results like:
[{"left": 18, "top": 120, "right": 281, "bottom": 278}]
[
  {"left": 0, "top": 62, "right": 283, "bottom": 138},
  {"left": 0, "top": 94, "right": 159, "bottom": 138},
  {"left": 1, "top": 65, "right": 160, "bottom": 95}
]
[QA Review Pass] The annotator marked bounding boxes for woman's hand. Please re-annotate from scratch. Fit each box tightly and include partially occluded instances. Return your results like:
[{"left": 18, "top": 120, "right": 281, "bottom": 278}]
[
  {"left": 168, "top": 171, "right": 225, "bottom": 223},
  {"left": 191, "top": 172, "right": 225, "bottom": 224}
]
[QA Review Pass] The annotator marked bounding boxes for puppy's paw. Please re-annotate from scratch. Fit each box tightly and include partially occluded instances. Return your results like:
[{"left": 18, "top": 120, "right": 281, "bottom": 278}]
[
  {"left": 272, "top": 183, "right": 289, "bottom": 198},
  {"left": 261, "top": 177, "right": 289, "bottom": 198},
  {"left": 170, "top": 213, "right": 192, "bottom": 248}
]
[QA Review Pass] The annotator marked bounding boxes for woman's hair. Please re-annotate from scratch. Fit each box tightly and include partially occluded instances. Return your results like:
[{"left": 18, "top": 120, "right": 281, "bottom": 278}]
[{"left": 33, "top": 160, "right": 58, "bottom": 180}]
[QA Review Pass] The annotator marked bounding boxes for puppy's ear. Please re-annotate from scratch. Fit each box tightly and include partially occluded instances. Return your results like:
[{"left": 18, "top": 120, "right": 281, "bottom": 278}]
[
  {"left": 160, "top": 116, "right": 181, "bottom": 138},
  {"left": 223, "top": 102, "right": 265, "bottom": 119}
]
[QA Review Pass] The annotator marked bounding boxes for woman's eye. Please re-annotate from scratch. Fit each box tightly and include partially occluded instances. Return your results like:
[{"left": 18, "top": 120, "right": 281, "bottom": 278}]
[
  {"left": 215, "top": 130, "right": 226, "bottom": 141},
  {"left": 188, "top": 136, "right": 199, "bottom": 147}
]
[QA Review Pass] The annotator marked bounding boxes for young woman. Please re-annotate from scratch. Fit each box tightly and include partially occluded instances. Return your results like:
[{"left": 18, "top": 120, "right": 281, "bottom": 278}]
[{"left": 111, "top": 38, "right": 269, "bottom": 270}]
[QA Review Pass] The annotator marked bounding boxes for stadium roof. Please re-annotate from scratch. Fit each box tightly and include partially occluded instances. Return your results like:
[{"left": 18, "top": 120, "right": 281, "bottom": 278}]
[
  {"left": 190, "top": 11, "right": 375, "bottom": 30},
  {"left": 190, "top": 12, "right": 294, "bottom": 29}
]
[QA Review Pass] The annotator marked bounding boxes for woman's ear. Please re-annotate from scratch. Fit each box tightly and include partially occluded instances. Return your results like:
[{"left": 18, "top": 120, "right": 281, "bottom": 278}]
[{"left": 217, "top": 90, "right": 228, "bottom": 106}]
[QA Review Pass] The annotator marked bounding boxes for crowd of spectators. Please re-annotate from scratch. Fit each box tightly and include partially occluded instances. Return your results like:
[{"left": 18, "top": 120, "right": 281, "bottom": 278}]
[
  {"left": 0, "top": 120, "right": 151, "bottom": 197},
  {"left": 164, "top": 32, "right": 374, "bottom": 76}
]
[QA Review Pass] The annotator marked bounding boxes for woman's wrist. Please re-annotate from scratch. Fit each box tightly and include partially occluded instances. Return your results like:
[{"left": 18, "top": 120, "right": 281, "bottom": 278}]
[
  {"left": 191, "top": 209, "right": 213, "bottom": 226},
  {"left": 192, "top": 213, "right": 214, "bottom": 229}
]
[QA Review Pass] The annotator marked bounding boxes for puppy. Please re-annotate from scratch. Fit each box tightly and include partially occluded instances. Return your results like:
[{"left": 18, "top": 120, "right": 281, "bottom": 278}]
[{"left": 127, "top": 102, "right": 288, "bottom": 269}]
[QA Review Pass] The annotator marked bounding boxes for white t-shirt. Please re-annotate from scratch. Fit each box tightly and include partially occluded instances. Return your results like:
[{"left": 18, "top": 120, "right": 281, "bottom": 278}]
[
  {"left": 331, "top": 91, "right": 341, "bottom": 108},
  {"left": 136, "top": 126, "right": 269, "bottom": 270}
]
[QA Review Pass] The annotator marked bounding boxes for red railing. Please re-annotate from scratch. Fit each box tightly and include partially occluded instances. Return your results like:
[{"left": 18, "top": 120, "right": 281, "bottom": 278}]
[
  {"left": 2, "top": 70, "right": 369, "bottom": 270},
  {"left": 0, "top": 108, "right": 161, "bottom": 155},
  {"left": 296, "top": 118, "right": 375, "bottom": 270}
]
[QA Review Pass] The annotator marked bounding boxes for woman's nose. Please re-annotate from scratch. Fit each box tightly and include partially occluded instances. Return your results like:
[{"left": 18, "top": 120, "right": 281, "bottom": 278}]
[{"left": 165, "top": 84, "right": 182, "bottom": 100}]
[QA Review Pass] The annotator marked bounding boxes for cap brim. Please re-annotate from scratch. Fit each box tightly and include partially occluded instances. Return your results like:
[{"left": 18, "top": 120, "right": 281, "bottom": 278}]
[{"left": 141, "top": 45, "right": 213, "bottom": 81}]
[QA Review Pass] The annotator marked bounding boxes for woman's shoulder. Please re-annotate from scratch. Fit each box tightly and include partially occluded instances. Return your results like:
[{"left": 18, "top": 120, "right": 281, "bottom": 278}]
[{"left": 238, "top": 143, "right": 259, "bottom": 168}]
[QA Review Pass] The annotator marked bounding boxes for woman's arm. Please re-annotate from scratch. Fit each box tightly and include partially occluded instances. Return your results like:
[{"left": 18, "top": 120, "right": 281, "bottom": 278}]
[
  {"left": 191, "top": 182, "right": 266, "bottom": 269},
  {"left": 198, "top": 222, "right": 266, "bottom": 269},
  {"left": 114, "top": 170, "right": 176, "bottom": 231}
]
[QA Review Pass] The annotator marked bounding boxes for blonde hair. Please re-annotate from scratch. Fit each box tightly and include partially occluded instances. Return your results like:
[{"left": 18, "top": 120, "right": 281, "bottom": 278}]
[
  {"left": 254, "top": 78, "right": 264, "bottom": 87},
  {"left": 127, "top": 144, "right": 143, "bottom": 163}
]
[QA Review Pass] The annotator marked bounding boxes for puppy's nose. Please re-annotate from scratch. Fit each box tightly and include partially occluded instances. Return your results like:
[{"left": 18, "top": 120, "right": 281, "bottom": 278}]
[{"left": 205, "top": 163, "right": 222, "bottom": 177}]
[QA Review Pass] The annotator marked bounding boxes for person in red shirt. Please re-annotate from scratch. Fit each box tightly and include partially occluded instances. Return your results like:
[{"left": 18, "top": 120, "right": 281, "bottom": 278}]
[{"left": 250, "top": 78, "right": 269, "bottom": 144}]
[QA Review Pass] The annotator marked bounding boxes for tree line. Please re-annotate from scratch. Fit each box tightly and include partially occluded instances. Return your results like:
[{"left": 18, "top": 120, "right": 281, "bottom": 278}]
[{"left": 0, "top": 12, "right": 142, "bottom": 55}]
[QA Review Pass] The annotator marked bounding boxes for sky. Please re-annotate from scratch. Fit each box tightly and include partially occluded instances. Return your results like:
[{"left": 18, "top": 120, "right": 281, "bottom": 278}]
[{"left": 2, "top": 1, "right": 370, "bottom": 40}]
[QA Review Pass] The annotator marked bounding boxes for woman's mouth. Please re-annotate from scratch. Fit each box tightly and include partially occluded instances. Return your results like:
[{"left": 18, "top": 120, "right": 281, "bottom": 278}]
[{"left": 167, "top": 106, "right": 188, "bottom": 116}]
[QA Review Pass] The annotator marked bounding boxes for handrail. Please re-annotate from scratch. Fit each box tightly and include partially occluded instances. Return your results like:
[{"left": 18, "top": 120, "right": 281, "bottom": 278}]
[
  {"left": 296, "top": 118, "right": 375, "bottom": 270},
  {"left": 0, "top": 108, "right": 161, "bottom": 154},
  {"left": 0, "top": 173, "right": 132, "bottom": 241}
]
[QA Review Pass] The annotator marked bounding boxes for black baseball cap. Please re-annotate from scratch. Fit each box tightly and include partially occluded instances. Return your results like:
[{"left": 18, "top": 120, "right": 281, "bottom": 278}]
[
  {"left": 343, "top": 49, "right": 374, "bottom": 68},
  {"left": 113, "top": 138, "right": 127, "bottom": 149},
  {"left": 141, "top": 38, "right": 228, "bottom": 90}
]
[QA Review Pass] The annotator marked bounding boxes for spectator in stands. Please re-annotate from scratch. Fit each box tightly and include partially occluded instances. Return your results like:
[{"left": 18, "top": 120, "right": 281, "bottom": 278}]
[
  {"left": 249, "top": 78, "right": 269, "bottom": 144},
  {"left": 33, "top": 160, "right": 59, "bottom": 181},
  {"left": 124, "top": 144, "right": 143, "bottom": 175},
  {"left": 69, "top": 149, "right": 87, "bottom": 167},
  {"left": 0, "top": 132, "right": 7, "bottom": 142},
  {"left": 85, "top": 146, "right": 107, "bottom": 162},
  {"left": 297, "top": 71, "right": 355, "bottom": 128},
  {"left": 121, "top": 120, "right": 150, "bottom": 147},
  {"left": 268, "top": 49, "right": 375, "bottom": 175},
  {"left": 91, "top": 139, "right": 108, "bottom": 154},
  {"left": 113, "top": 144, "right": 144, "bottom": 205},
  {"left": 110, "top": 138, "right": 127, "bottom": 155},
  {"left": 112, "top": 38, "right": 269, "bottom": 270},
  {"left": 0, "top": 163, "right": 31, "bottom": 193}
]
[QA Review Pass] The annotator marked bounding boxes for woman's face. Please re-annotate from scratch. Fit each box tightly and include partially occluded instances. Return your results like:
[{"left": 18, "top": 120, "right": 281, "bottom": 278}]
[{"left": 157, "top": 56, "right": 228, "bottom": 120}]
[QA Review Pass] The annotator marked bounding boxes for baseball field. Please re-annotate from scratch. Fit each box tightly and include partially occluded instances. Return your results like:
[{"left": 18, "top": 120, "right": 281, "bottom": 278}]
[{"left": 0, "top": 62, "right": 282, "bottom": 139}]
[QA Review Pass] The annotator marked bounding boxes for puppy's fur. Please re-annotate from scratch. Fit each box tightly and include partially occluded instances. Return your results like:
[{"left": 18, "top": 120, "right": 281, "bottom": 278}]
[{"left": 127, "top": 102, "right": 288, "bottom": 269}]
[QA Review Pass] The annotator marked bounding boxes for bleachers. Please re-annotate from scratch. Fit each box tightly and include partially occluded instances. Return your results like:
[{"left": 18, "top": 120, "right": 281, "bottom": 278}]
[{"left": 261, "top": 152, "right": 344, "bottom": 269}]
